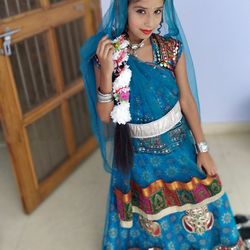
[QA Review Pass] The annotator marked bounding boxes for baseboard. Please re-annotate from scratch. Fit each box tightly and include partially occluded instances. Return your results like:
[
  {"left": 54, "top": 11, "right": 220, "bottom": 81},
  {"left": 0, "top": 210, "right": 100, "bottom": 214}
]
[{"left": 202, "top": 122, "right": 250, "bottom": 135}]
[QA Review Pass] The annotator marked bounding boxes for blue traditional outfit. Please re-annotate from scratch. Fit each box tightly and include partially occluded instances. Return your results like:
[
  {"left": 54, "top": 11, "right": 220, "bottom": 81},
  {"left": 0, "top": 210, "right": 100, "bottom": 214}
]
[{"left": 80, "top": 1, "right": 243, "bottom": 249}]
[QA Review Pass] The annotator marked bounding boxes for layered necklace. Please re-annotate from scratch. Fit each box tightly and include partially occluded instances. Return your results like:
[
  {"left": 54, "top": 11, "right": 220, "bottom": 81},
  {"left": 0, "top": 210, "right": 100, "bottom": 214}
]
[{"left": 126, "top": 33, "right": 147, "bottom": 56}]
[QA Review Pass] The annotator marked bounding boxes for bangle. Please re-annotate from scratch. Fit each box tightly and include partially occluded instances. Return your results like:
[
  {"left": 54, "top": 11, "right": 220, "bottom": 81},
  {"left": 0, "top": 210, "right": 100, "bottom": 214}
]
[
  {"left": 195, "top": 141, "right": 209, "bottom": 153},
  {"left": 97, "top": 87, "right": 114, "bottom": 103},
  {"left": 98, "top": 86, "right": 112, "bottom": 95}
]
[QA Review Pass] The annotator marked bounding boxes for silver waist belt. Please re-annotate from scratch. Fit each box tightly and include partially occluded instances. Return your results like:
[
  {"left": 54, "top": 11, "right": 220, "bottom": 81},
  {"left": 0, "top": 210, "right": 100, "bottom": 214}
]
[{"left": 128, "top": 101, "right": 182, "bottom": 139}]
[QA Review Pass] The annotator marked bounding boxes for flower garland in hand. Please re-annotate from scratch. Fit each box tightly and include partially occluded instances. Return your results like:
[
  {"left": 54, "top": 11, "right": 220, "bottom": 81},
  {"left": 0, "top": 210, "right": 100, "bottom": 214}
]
[{"left": 110, "top": 34, "right": 132, "bottom": 125}]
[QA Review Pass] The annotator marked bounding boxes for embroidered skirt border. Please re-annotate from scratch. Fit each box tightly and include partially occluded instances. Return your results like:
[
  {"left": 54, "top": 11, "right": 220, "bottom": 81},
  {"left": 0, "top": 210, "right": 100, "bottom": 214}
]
[{"left": 114, "top": 174, "right": 223, "bottom": 228}]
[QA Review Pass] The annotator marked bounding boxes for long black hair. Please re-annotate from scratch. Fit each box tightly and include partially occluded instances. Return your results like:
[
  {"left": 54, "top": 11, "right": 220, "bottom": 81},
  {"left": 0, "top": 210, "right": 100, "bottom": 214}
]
[{"left": 113, "top": 123, "right": 134, "bottom": 175}]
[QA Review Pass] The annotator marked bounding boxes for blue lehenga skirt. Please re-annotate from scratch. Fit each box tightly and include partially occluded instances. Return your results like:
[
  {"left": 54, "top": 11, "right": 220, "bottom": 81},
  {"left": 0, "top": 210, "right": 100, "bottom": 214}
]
[{"left": 102, "top": 108, "right": 243, "bottom": 250}]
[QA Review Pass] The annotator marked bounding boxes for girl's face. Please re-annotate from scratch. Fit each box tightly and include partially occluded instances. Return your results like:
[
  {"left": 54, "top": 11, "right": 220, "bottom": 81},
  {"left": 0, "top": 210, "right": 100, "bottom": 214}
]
[{"left": 127, "top": 0, "right": 164, "bottom": 42}]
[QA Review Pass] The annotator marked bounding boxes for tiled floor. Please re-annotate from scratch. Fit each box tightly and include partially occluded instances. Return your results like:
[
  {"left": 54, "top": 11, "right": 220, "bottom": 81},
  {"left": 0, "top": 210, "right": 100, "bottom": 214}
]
[{"left": 0, "top": 131, "right": 249, "bottom": 250}]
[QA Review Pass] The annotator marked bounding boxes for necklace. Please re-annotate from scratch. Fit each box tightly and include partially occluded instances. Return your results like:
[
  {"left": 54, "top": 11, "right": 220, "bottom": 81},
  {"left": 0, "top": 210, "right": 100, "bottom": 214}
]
[{"left": 127, "top": 37, "right": 146, "bottom": 56}]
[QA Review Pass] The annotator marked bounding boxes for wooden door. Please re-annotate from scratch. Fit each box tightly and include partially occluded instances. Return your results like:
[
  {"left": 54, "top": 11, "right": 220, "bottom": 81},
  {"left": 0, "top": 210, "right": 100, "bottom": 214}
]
[{"left": 0, "top": 0, "right": 101, "bottom": 214}]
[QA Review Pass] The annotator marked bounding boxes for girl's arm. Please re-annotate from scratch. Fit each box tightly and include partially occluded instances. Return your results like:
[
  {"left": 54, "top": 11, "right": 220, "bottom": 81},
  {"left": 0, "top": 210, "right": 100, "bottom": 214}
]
[
  {"left": 174, "top": 52, "right": 217, "bottom": 176},
  {"left": 94, "top": 64, "right": 114, "bottom": 123},
  {"left": 174, "top": 52, "right": 205, "bottom": 144},
  {"left": 94, "top": 35, "right": 115, "bottom": 123}
]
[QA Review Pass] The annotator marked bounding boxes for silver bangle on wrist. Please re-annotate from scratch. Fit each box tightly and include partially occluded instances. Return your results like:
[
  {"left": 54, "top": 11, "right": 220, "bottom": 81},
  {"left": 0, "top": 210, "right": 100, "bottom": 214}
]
[
  {"left": 195, "top": 141, "right": 209, "bottom": 153},
  {"left": 97, "top": 87, "right": 114, "bottom": 103}
]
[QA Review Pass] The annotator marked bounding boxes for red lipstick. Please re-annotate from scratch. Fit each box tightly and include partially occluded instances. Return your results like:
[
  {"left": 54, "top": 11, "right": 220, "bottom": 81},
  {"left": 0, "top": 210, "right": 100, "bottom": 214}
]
[{"left": 140, "top": 29, "right": 153, "bottom": 35}]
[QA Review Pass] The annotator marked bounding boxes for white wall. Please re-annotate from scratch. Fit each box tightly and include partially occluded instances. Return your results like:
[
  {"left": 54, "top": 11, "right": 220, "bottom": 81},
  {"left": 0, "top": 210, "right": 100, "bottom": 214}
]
[{"left": 101, "top": 0, "right": 250, "bottom": 123}]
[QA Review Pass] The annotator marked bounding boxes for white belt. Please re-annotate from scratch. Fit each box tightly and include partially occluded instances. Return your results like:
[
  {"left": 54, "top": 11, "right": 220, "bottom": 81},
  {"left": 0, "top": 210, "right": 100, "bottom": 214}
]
[{"left": 128, "top": 101, "right": 182, "bottom": 138}]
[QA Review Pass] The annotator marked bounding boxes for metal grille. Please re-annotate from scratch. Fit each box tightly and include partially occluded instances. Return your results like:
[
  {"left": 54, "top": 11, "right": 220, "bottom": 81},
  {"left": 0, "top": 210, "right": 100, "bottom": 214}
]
[
  {"left": 68, "top": 91, "right": 92, "bottom": 147},
  {"left": 55, "top": 18, "right": 86, "bottom": 86},
  {"left": 10, "top": 32, "right": 56, "bottom": 113},
  {"left": 27, "top": 107, "right": 68, "bottom": 182},
  {"left": 0, "top": 0, "right": 40, "bottom": 19}
]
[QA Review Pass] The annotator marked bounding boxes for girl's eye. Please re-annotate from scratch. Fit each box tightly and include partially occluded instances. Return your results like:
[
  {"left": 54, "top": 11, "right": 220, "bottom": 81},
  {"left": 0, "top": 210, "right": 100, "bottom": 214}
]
[
  {"left": 136, "top": 9, "right": 146, "bottom": 14},
  {"left": 135, "top": 9, "right": 162, "bottom": 15},
  {"left": 155, "top": 9, "right": 162, "bottom": 15}
]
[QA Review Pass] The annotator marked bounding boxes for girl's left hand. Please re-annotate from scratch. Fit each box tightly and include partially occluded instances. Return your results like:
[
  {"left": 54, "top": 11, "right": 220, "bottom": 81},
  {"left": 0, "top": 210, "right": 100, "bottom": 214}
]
[{"left": 197, "top": 152, "right": 218, "bottom": 176}]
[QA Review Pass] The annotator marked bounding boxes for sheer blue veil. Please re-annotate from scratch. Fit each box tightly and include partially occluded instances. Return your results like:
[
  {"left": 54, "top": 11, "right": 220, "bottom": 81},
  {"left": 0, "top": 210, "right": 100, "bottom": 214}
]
[{"left": 79, "top": 0, "right": 200, "bottom": 174}]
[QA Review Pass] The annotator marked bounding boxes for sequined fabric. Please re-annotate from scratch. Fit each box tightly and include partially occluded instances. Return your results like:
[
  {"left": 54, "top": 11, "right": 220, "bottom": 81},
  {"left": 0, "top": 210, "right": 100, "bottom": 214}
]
[
  {"left": 151, "top": 33, "right": 182, "bottom": 72},
  {"left": 131, "top": 116, "right": 187, "bottom": 154}
]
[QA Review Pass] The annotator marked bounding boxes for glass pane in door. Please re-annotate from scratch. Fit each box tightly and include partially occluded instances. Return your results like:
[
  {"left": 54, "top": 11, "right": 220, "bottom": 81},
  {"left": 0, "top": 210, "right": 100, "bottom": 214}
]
[
  {"left": 10, "top": 32, "right": 56, "bottom": 113},
  {"left": 0, "top": 0, "right": 41, "bottom": 19},
  {"left": 26, "top": 107, "right": 68, "bottom": 182},
  {"left": 68, "top": 91, "right": 92, "bottom": 147},
  {"left": 55, "top": 18, "right": 86, "bottom": 86}
]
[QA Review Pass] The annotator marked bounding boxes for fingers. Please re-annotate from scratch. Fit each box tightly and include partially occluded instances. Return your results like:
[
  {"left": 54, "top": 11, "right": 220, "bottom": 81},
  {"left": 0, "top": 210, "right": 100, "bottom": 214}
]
[
  {"left": 208, "top": 161, "right": 217, "bottom": 176},
  {"left": 210, "top": 166, "right": 217, "bottom": 176},
  {"left": 108, "top": 46, "right": 115, "bottom": 57},
  {"left": 203, "top": 164, "right": 217, "bottom": 176},
  {"left": 97, "top": 35, "right": 113, "bottom": 59},
  {"left": 197, "top": 160, "right": 217, "bottom": 176},
  {"left": 96, "top": 35, "right": 108, "bottom": 55},
  {"left": 196, "top": 153, "right": 218, "bottom": 176},
  {"left": 99, "top": 40, "right": 112, "bottom": 58},
  {"left": 103, "top": 44, "right": 114, "bottom": 58},
  {"left": 197, "top": 160, "right": 207, "bottom": 175}
]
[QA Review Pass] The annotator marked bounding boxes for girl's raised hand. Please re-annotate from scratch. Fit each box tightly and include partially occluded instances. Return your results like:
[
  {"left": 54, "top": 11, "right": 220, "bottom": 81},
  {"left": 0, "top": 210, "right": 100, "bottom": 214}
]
[{"left": 96, "top": 35, "right": 115, "bottom": 77}]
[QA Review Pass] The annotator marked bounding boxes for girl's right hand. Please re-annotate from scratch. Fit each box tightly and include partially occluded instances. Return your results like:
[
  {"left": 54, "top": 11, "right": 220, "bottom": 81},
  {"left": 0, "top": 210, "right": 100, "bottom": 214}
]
[{"left": 96, "top": 35, "right": 115, "bottom": 77}]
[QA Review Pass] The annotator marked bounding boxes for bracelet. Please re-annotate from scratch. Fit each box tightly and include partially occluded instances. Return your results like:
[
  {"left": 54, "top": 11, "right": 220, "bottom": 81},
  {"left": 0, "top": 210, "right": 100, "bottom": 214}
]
[
  {"left": 195, "top": 141, "right": 209, "bottom": 153},
  {"left": 97, "top": 87, "right": 114, "bottom": 103}
]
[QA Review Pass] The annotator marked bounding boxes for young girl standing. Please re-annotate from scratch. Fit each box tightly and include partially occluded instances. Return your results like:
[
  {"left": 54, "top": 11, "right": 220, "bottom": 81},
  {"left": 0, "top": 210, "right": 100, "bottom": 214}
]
[{"left": 80, "top": 0, "right": 244, "bottom": 249}]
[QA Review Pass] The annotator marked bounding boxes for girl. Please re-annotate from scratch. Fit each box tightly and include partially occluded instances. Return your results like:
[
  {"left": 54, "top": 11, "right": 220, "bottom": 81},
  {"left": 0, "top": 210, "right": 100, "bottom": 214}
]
[{"left": 80, "top": 0, "right": 244, "bottom": 249}]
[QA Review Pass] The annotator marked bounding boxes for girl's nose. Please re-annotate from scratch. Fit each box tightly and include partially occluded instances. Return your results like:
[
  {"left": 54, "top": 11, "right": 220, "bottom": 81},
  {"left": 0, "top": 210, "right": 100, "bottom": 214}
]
[{"left": 144, "top": 14, "right": 154, "bottom": 28}]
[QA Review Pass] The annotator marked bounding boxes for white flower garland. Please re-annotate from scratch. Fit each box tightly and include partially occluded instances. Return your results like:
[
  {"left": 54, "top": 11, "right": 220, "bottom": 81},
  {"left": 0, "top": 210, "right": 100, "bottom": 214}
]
[{"left": 110, "top": 34, "right": 132, "bottom": 125}]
